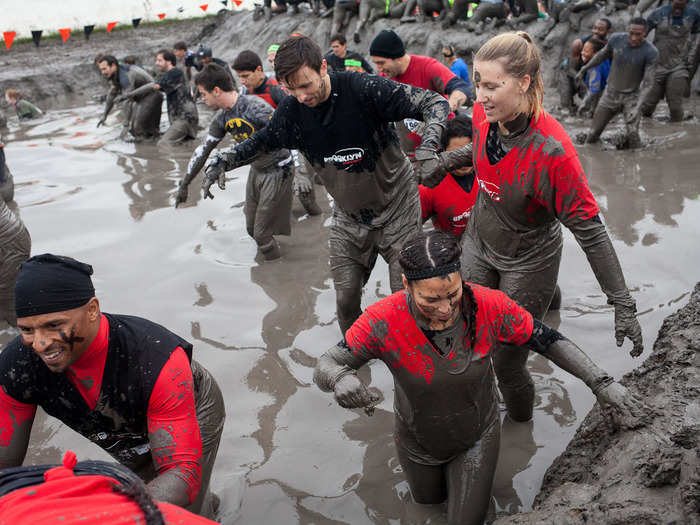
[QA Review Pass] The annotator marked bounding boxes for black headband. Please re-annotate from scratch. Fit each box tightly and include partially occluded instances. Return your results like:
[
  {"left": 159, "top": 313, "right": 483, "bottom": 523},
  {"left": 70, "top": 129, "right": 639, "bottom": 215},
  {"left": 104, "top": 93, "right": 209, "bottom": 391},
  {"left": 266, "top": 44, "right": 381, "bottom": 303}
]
[
  {"left": 403, "top": 260, "right": 461, "bottom": 281},
  {"left": 15, "top": 254, "right": 95, "bottom": 319}
]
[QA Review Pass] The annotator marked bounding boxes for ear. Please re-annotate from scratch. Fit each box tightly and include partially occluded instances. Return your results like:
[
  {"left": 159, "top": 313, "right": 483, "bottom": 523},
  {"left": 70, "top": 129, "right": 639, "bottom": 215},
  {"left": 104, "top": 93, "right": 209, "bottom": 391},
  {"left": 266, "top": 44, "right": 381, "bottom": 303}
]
[
  {"left": 320, "top": 59, "right": 328, "bottom": 77},
  {"left": 256, "top": 66, "right": 263, "bottom": 73},
  {"left": 402, "top": 274, "right": 409, "bottom": 291},
  {"left": 519, "top": 74, "right": 531, "bottom": 95},
  {"left": 86, "top": 297, "right": 100, "bottom": 322}
]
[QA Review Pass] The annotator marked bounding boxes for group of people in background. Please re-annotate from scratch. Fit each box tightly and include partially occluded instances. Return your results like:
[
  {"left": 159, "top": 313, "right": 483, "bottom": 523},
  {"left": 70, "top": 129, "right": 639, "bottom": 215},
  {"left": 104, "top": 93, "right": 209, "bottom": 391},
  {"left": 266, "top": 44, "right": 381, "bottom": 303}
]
[{"left": 0, "top": 0, "right": 693, "bottom": 520}]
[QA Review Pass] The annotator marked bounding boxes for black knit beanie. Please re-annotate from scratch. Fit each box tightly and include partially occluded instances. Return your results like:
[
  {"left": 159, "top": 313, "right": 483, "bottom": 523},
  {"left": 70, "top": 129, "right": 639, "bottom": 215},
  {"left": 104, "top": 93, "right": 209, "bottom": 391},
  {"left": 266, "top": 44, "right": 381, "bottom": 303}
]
[{"left": 369, "top": 30, "right": 405, "bottom": 59}]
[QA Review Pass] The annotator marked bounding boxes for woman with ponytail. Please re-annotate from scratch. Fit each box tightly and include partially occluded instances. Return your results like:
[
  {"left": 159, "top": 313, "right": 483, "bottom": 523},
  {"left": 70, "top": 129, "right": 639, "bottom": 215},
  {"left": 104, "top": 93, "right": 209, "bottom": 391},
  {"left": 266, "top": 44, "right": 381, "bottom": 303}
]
[
  {"left": 414, "top": 32, "right": 643, "bottom": 424},
  {"left": 314, "top": 230, "right": 645, "bottom": 525}
]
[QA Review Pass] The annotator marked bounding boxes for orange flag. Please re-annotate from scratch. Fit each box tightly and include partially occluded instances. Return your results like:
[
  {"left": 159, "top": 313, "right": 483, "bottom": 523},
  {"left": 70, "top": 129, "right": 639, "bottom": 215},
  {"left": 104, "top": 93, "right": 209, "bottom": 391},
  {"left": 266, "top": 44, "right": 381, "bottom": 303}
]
[
  {"left": 233, "top": 0, "right": 242, "bottom": 5},
  {"left": 58, "top": 28, "right": 71, "bottom": 42},
  {"left": 106, "top": 22, "right": 118, "bottom": 32},
  {"left": 157, "top": 12, "right": 166, "bottom": 19},
  {"left": 3, "top": 31, "right": 16, "bottom": 50},
  {"left": 200, "top": 4, "right": 208, "bottom": 10}
]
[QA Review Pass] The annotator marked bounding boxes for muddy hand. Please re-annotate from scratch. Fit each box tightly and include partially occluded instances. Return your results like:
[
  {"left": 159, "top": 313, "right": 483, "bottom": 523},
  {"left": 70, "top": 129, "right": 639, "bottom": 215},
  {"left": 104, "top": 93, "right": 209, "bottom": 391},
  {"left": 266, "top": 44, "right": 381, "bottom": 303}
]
[
  {"left": 293, "top": 173, "right": 313, "bottom": 195},
  {"left": 614, "top": 302, "right": 643, "bottom": 357},
  {"left": 595, "top": 382, "right": 648, "bottom": 430},
  {"left": 202, "top": 158, "right": 225, "bottom": 200},
  {"left": 96, "top": 117, "right": 106, "bottom": 128},
  {"left": 334, "top": 374, "right": 376, "bottom": 409},
  {"left": 174, "top": 181, "right": 189, "bottom": 208},
  {"left": 363, "top": 387, "right": 382, "bottom": 416},
  {"left": 414, "top": 147, "right": 446, "bottom": 188}
]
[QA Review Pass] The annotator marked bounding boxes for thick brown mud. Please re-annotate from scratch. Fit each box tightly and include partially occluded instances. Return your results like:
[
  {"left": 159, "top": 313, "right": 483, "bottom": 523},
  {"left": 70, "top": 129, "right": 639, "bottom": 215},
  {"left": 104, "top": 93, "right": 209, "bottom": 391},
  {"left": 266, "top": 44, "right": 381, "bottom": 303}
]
[{"left": 1, "top": 10, "right": 700, "bottom": 525}]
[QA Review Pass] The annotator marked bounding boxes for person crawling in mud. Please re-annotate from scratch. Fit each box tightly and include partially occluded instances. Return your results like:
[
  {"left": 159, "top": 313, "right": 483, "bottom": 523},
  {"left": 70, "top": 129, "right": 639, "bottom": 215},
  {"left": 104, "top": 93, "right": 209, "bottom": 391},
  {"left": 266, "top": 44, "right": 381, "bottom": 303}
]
[
  {"left": 314, "top": 230, "right": 647, "bottom": 525},
  {"left": 577, "top": 18, "right": 658, "bottom": 148},
  {"left": 96, "top": 55, "right": 163, "bottom": 140},
  {"left": 4, "top": 89, "right": 42, "bottom": 121},
  {"left": 196, "top": 35, "right": 450, "bottom": 334},
  {"left": 175, "top": 64, "right": 295, "bottom": 261},
  {"left": 0, "top": 254, "right": 225, "bottom": 518},
  {"left": 416, "top": 32, "right": 644, "bottom": 425}
]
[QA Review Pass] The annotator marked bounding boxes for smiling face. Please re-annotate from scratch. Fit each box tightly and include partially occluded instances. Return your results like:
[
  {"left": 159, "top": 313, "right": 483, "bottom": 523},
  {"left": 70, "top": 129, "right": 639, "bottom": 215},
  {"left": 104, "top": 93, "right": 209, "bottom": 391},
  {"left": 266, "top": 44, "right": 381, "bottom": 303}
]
[
  {"left": 592, "top": 19, "right": 609, "bottom": 40},
  {"left": 98, "top": 61, "right": 118, "bottom": 80},
  {"left": 581, "top": 41, "right": 596, "bottom": 63},
  {"left": 155, "top": 53, "right": 170, "bottom": 72},
  {"left": 473, "top": 59, "right": 530, "bottom": 123},
  {"left": 281, "top": 63, "right": 330, "bottom": 107},
  {"left": 370, "top": 56, "right": 403, "bottom": 78},
  {"left": 404, "top": 272, "right": 463, "bottom": 328},
  {"left": 17, "top": 298, "right": 100, "bottom": 373}
]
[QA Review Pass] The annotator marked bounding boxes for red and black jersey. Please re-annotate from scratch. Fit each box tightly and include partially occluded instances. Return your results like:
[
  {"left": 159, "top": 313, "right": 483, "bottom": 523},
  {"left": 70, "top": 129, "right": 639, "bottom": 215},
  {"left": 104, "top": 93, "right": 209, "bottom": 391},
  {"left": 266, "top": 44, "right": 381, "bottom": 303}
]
[
  {"left": 344, "top": 283, "right": 532, "bottom": 460},
  {"left": 251, "top": 76, "right": 287, "bottom": 109},
  {"left": 472, "top": 103, "right": 599, "bottom": 229},
  {"left": 419, "top": 172, "right": 479, "bottom": 236},
  {"left": 0, "top": 314, "right": 203, "bottom": 504}
]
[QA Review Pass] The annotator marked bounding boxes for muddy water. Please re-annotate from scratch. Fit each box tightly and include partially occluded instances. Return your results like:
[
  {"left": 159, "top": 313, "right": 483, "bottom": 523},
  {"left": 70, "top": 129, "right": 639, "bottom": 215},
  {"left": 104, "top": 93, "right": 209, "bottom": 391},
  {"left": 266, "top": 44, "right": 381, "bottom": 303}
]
[{"left": 1, "top": 98, "right": 699, "bottom": 524}]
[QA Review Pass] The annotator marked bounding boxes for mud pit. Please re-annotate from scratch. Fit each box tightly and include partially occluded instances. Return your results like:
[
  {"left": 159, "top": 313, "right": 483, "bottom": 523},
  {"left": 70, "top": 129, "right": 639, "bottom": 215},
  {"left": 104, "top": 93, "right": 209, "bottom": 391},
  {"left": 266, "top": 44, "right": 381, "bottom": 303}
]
[{"left": 1, "top": 12, "right": 700, "bottom": 525}]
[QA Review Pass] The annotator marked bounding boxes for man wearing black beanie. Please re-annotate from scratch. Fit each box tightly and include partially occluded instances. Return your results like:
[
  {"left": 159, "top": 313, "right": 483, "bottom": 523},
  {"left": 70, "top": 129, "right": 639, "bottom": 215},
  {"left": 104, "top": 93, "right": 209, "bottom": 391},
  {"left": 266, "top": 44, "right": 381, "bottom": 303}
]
[{"left": 0, "top": 254, "right": 225, "bottom": 519}]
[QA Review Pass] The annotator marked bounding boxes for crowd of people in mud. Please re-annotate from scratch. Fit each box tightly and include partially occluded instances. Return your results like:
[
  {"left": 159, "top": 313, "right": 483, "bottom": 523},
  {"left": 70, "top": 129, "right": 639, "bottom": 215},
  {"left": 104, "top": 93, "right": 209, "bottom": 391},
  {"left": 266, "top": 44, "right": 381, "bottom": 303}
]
[{"left": 0, "top": 0, "right": 697, "bottom": 521}]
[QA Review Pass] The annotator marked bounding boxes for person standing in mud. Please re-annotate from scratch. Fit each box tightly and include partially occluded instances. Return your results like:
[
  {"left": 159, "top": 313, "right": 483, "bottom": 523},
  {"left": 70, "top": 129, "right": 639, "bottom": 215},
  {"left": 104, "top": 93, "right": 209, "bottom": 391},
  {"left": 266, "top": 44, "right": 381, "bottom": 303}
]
[
  {"left": 233, "top": 49, "right": 323, "bottom": 217},
  {"left": 576, "top": 37, "right": 610, "bottom": 117},
  {"left": 417, "top": 32, "right": 644, "bottom": 424},
  {"left": 314, "top": 230, "right": 646, "bottom": 525},
  {"left": 175, "top": 64, "right": 295, "bottom": 261},
  {"left": 197, "top": 36, "right": 449, "bottom": 333},
  {"left": 96, "top": 55, "right": 162, "bottom": 140},
  {"left": 560, "top": 17, "right": 612, "bottom": 114},
  {"left": 578, "top": 19, "right": 658, "bottom": 147},
  {"left": 639, "top": 0, "right": 700, "bottom": 121},
  {"left": 119, "top": 49, "right": 199, "bottom": 144},
  {"left": 0, "top": 144, "right": 31, "bottom": 327},
  {"left": 0, "top": 254, "right": 225, "bottom": 518}
]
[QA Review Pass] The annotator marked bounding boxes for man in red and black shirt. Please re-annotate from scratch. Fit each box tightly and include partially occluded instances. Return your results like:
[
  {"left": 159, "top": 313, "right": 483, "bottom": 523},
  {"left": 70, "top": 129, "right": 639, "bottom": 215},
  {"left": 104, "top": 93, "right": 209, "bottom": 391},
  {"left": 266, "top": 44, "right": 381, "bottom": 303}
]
[{"left": 0, "top": 254, "right": 225, "bottom": 517}]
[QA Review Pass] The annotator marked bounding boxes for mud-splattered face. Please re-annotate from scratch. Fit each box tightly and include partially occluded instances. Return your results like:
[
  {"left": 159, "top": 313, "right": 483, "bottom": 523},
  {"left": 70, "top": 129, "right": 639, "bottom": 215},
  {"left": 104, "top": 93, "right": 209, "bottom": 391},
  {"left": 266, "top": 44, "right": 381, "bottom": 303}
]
[
  {"left": 98, "top": 61, "right": 117, "bottom": 80},
  {"left": 281, "top": 63, "right": 330, "bottom": 107},
  {"left": 473, "top": 59, "right": 530, "bottom": 124},
  {"left": 331, "top": 40, "right": 347, "bottom": 59},
  {"left": 17, "top": 298, "right": 100, "bottom": 373},
  {"left": 405, "top": 272, "right": 463, "bottom": 327},
  {"left": 370, "top": 56, "right": 403, "bottom": 78},
  {"left": 446, "top": 136, "right": 473, "bottom": 176},
  {"left": 235, "top": 67, "right": 265, "bottom": 92},
  {"left": 592, "top": 19, "right": 610, "bottom": 40},
  {"left": 627, "top": 24, "right": 647, "bottom": 47}
]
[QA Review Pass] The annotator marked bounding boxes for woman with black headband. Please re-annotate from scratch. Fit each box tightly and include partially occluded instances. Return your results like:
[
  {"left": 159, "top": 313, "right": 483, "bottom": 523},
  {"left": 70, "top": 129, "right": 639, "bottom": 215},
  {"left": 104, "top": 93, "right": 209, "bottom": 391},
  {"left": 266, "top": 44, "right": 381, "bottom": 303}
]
[{"left": 314, "top": 230, "right": 645, "bottom": 525}]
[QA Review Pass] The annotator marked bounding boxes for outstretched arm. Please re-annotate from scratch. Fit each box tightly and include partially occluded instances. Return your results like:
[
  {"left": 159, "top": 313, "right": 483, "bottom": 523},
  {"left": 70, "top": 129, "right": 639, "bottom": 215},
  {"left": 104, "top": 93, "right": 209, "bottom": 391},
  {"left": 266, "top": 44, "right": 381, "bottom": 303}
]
[
  {"left": 578, "top": 44, "right": 613, "bottom": 79},
  {"left": 117, "top": 82, "right": 157, "bottom": 101},
  {"left": 97, "top": 87, "right": 118, "bottom": 127},
  {"left": 0, "top": 389, "right": 36, "bottom": 468},
  {"left": 314, "top": 341, "right": 378, "bottom": 409},
  {"left": 175, "top": 133, "right": 222, "bottom": 207}
]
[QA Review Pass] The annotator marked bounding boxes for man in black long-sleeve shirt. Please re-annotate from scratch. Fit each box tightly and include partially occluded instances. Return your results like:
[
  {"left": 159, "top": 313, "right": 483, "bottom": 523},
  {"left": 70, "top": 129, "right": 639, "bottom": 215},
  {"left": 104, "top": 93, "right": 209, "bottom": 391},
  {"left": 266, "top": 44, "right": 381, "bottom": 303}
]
[{"left": 197, "top": 36, "right": 450, "bottom": 334}]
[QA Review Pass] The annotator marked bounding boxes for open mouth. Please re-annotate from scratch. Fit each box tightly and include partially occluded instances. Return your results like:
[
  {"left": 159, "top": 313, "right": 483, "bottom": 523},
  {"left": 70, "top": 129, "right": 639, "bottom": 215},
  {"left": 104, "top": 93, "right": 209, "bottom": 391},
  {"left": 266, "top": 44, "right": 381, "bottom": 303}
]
[{"left": 42, "top": 347, "right": 65, "bottom": 365}]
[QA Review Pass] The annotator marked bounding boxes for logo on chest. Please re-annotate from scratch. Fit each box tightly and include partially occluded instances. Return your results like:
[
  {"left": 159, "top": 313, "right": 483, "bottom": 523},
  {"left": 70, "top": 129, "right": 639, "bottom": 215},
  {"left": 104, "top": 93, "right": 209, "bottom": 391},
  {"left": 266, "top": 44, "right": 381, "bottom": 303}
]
[
  {"left": 324, "top": 147, "right": 365, "bottom": 170},
  {"left": 478, "top": 178, "right": 501, "bottom": 202},
  {"left": 225, "top": 118, "right": 255, "bottom": 142}
]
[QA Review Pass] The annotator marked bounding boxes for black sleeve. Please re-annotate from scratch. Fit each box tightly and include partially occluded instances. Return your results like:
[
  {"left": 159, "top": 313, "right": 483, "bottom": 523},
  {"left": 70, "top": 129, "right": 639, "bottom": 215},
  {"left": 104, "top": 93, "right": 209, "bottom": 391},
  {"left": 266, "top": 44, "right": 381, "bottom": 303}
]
[
  {"left": 271, "top": 84, "right": 287, "bottom": 107},
  {"left": 157, "top": 69, "right": 181, "bottom": 95},
  {"left": 445, "top": 76, "right": 471, "bottom": 97},
  {"left": 360, "top": 57, "right": 375, "bottom": 74}
]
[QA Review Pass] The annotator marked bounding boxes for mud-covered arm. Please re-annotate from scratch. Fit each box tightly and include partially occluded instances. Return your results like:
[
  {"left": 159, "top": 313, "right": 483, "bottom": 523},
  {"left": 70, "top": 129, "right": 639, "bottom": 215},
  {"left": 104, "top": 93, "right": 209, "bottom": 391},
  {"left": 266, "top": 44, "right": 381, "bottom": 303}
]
[
  {"left": 146, "top": 348, "right": 203, "bottom": 507},
  {"left": 182, "top": 133, "right": 223, "bottom": 188},
  {"left": 636, "top": 0, "right": 657, "bottom": 14},
  {"left": 568, "top": 217, "right": 643, "bottom": 357},
  {"left": 98, "top": 87, "right": 119, "bottom": 126},
  {"left": 686, "top": 15, "right": 700, "bottom": 77},
  {"left": 419, "top": 142, "right": 474, "bottom": 188},
  {"left": 0, "top": 388, "right": 36, "bottom": 468},
  {"left": 578, "top": 44, "right": 612, "bottom": 77},
  {"left": 314, "top": 341, "right": 378, "bottom": 409},
  {"left": 119, "top": 82, "right": 157, "bottom": 100},
  {"left": 445, "top": 76, "right": 470, "bottom": 109}
]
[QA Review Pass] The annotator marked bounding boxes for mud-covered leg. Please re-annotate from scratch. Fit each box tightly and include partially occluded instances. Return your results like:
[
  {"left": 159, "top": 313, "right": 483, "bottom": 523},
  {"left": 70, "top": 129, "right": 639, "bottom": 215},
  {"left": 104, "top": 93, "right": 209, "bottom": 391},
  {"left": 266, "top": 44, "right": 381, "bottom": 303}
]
[
  {"left": 622, "top": 91, "right": 642, "bottom": 149},
  {"left": 396, "top": 445, "right": 447, "bottom": 504},
  {"left": 493, "top": 246, "right": 561, "bottom": 422},
  {"left": 665, "top": 70, "right": 688, "bottom": 122},
  {"left": 640, "top": 71, "right": 666, "bottom": 118},
  {"left": 586, "top": 91, "right": 619, "bottom": 143},
  {"left": 445, "top": 417, "right": 500, "bottom": 525},
  {"left": 381, "top": 195, "right": 422, "bottom": 294},
  {"left": 132, "top": 91, "right": 163, "bottom": 138},
  {"left": 252, "top": 165, "right": 294, "bottom": 260}
]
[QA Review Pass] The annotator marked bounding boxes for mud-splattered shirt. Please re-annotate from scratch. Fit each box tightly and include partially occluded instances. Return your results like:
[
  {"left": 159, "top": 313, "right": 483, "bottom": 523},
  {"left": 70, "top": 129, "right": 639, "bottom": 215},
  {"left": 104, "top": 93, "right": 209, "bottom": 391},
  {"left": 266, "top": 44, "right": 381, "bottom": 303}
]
[
  {"left": 186, "top": 94, "right": 291, "bottom": 181},
  {"left": 345, "top": 283, "right": 532, "bottom": 461},
  {"left": 419, "top": 172, "right": 479, "bottom": 236},
  {"left": 593, "top": 33, "right": 658, "bottom": 93},
  {"left": 157, "top": 67, "right": 198, "bottom": 124},
  {"left": 391, "top": 54, "right": 470, "bottom": 99},
  {"left": 647, "top": 4, "right": 700, "bottom": 73},
  {"left": 0, "top": 314, "right": 203, "bottom": 504},
  {"left": 219, "top": 71, "right": 449, "bottom": 227}
]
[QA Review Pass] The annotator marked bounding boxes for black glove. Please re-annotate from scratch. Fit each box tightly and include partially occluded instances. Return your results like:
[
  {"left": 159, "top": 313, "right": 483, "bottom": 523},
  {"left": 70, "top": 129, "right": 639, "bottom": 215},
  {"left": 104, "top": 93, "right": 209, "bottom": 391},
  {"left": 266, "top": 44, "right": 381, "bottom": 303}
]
[
  {"left": 414, "top": 147, "right": 446, "bottom": 188},
  {"left": 202, "top": 157, "right": 226, "bottom": 200}
]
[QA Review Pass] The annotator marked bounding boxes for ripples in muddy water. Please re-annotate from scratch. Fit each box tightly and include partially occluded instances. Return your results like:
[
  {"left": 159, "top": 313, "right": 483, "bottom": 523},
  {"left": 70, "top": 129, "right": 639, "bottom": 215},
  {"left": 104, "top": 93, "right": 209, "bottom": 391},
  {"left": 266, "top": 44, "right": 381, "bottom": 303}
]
[{"left": 1, "top": 99, "right": 699, "bottom": 524}]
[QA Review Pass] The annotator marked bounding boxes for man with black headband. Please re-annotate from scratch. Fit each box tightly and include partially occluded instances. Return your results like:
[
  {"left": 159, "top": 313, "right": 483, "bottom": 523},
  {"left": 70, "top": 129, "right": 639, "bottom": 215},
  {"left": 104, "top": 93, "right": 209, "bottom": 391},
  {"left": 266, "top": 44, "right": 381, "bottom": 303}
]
[{"left": 0, "top": 254, "right": 225, "bottom": 518}]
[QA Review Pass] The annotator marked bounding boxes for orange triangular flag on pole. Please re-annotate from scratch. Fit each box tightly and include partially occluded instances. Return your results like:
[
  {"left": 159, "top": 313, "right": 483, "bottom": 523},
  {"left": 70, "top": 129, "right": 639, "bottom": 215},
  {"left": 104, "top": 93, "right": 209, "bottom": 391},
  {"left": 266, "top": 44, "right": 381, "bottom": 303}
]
[
  {"left": 59, "top": 28, "right": 71, "bottom": 42},
  {"left": 233, "top": 0, "right": 242, "bottom": 5},
  {"left": 157, "top": 12, "right": 166, "bottom": 19},
  {"left": 200, "top": 4, "right": 208, "bottom": 10},
  {"left": 106, "top": 22, "right": 118, "bottom": 32},
  {"left": 3, "top": 31, "right": 16, "bottom": 50}
]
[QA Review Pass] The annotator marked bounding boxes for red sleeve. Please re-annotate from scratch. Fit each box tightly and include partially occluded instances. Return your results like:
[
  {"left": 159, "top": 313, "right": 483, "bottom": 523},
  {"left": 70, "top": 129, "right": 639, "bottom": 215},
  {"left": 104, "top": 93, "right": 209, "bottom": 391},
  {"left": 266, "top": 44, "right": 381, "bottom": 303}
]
[
  {"left": 493, "top": 291, "right": 534, "bottom": 345},
  {"left": 147, "top": 347, "right": 202, "bottom": 504},
  {"left": 418, "top": 184, "right": 432, "bottom": 222},
  {"left": 426, "top": 59, "right": 457, "bottom": 96},
  {"left": 345, "top": 309, "right": 385, "bottom": 362},
  {"left": 0, "top": 387, "right": 36, "bottom": 448}
]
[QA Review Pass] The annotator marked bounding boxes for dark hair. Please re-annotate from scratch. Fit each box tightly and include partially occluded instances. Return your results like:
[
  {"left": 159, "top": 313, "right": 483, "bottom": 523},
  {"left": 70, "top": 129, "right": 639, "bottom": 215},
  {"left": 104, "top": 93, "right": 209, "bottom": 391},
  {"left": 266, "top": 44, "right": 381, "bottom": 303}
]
[
  {"left": 599, "top": 17, "right": 612, "bottom": 30},
  {"left": 122, "top": 55, "right": 137, "bottom": 65},
  {"left": 585, "top": 37, "right": 606, "bottom": 54},
  {"left": 111, "top": 481, "right": 165, "bottom": 525},
  {"left": 157, "top": 49, "right": 176, "bottom": 66},
  {"left": 233, "top": 50, "right": 263, "bottom": 72},
  {"left": 194, "top": 63, "right": 235, "bottom": 92},
  {"left": 173, "top": 40, "right": 187, "bottom": 51},
  {"left": 330, "top": 33, "right": 347, "bottom": 45},
  {"left": 441, "top": 114, "right": 473, "bottom": 150},
  {"left": 99, "top": 54, "right": 118, "bottom": 67},
  {"left": 274, "top": 36, "right": 323, "bottom": 84},
  {"left": 629, "top": 17, "right": 647, "bottom": 28}
]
